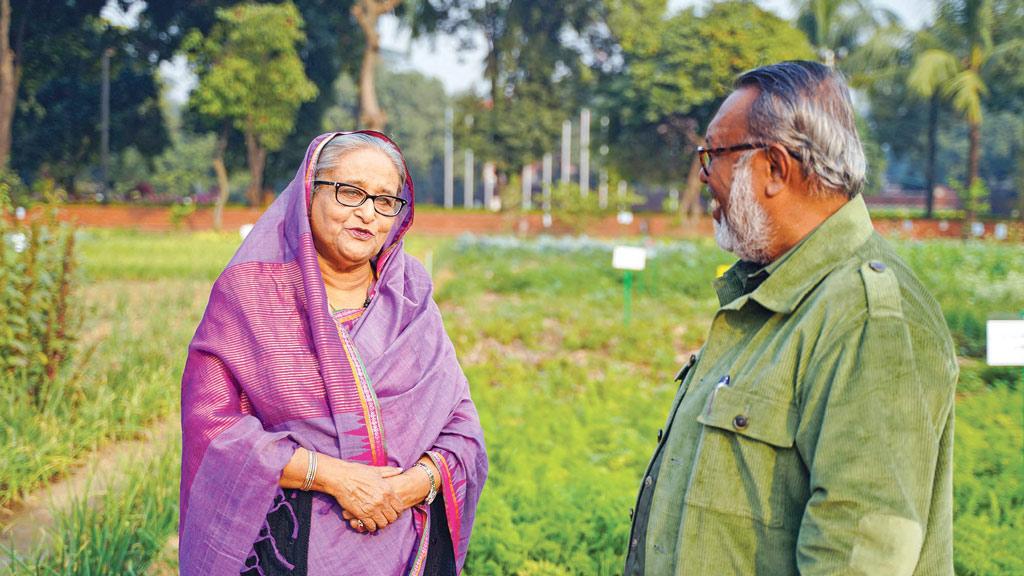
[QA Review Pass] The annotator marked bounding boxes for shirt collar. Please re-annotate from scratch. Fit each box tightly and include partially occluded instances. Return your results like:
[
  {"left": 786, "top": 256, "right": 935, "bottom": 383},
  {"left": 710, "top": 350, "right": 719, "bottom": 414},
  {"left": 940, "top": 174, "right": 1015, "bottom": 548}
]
[{"left": 714, "top": 194, "right": 875, "bottom": 313}]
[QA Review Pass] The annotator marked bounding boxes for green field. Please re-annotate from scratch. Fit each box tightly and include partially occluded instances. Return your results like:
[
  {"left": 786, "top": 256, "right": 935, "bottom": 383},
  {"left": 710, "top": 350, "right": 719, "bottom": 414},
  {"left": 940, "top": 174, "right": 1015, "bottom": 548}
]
[{"left": 2, "top": 229, "right": 1021, "bottom": 575}]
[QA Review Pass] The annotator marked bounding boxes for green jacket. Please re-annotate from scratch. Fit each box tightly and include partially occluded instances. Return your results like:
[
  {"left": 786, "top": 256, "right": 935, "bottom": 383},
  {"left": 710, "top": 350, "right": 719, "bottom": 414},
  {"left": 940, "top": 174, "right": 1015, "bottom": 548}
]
[{"left": 625, "top": 196, "right": 957, "bottom": 576}]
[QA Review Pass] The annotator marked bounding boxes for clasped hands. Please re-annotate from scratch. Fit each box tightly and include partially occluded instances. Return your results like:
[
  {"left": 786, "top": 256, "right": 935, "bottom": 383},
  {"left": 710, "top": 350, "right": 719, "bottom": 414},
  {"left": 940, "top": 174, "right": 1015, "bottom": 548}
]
[{"left": 318, "top": 456, "right": 431, "bottom": 534}]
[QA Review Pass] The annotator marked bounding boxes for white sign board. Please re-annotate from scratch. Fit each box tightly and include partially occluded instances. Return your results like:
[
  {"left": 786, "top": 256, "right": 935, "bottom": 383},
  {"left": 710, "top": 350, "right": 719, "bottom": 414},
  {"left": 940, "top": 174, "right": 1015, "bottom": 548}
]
[
  {"left": 987, "top": 320, "right": 1024, "bottom": 366},
  {"left": 612, "top": 246, "right": 647, "bottom": 271}
]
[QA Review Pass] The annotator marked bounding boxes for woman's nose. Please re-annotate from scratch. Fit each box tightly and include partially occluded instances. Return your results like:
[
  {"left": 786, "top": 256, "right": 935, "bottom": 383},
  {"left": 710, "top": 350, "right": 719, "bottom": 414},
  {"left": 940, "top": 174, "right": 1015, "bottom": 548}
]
[{"left": 355, "top": 199, "right": 376, "bottom": 220}]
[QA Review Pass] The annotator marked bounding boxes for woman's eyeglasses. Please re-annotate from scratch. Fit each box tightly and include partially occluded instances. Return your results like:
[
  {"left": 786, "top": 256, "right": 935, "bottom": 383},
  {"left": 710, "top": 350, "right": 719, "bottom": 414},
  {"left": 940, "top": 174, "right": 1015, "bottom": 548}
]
[{"left": 313, "top": 180, "right": 407, "bottom": 217}]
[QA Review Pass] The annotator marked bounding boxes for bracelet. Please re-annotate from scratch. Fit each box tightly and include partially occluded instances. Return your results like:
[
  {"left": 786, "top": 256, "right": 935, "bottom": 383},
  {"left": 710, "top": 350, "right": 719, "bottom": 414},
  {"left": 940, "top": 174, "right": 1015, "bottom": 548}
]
[
  {"left": 301, "top": 450, "right": 318, "bottom": 491},
  {"left": 416, "top": 461, "right": 437, "bottom": 505}
]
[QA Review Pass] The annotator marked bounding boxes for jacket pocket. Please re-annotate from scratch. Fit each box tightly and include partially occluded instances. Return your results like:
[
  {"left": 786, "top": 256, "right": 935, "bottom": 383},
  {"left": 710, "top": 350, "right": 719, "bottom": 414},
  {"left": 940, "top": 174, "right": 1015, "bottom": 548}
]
[{"left": 684, "top": 386, "right": 801, "bottom": 528}]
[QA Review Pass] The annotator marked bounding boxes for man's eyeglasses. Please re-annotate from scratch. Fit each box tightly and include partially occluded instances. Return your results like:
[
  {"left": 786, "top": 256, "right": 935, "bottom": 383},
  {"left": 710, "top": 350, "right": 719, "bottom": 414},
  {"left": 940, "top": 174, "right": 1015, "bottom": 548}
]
[
  {"left": 313, "top": 180, "right": 407, "bottom": 217},
  {"left": 696, "top": 143, "right": 802, "bottom": 175}
]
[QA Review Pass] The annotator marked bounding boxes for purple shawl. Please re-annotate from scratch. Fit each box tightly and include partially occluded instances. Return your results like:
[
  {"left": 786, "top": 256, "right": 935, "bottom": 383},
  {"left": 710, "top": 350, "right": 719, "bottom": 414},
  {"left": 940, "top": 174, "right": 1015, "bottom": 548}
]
[{"left": 180, "top": 131, "right": 487, "bottom": 575}]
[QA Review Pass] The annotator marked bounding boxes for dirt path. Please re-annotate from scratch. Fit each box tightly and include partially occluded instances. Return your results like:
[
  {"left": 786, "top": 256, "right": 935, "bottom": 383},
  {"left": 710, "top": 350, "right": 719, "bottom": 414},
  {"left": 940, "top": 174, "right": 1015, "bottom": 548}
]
[{"left": 0, "top": 416, "right": 179, "bottom": 570}]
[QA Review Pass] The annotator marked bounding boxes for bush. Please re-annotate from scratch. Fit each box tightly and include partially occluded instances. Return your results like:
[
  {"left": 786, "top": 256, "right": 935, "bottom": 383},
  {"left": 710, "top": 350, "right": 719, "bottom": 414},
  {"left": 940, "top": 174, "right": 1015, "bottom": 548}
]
[{"left": 0, "top": 185, "right": 79, "bottom": 405}]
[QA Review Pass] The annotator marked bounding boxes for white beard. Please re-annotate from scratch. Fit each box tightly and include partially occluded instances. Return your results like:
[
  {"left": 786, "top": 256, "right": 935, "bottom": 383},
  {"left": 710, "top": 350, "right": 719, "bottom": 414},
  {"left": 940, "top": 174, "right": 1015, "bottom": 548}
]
[{"left": 711, "top": 152, "right": 773, "bottom": 264}]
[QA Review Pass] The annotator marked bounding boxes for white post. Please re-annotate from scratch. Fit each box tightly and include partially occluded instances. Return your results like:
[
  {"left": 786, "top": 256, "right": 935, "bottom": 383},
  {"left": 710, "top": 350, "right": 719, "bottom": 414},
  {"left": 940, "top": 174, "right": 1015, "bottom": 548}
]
[
  {"left": 522, "top": 164, "right": 533, "bottom": 211},
  {"left": 444, "top": 107, "right": 454, "bottom": 208},
  {"left": 579, "top": 108, "right": 590, "bottom": 196},
  {"left": 560, "top": 120, "right": 572, "bottom": 185},
  {"left": 483, "top": 162, "right": 497, "bottom": 211},
  {"left": 617, "top": 180, "right": 627, "bottom": 206},
  {"left": 542, "top": 153, "right": 553, "bottom": 212},
  {"left": 464, "top": 149, "right": 474, "bottom": 209},
  {"left": 599, "top": 170, "right": 608, "bottom": 209}
]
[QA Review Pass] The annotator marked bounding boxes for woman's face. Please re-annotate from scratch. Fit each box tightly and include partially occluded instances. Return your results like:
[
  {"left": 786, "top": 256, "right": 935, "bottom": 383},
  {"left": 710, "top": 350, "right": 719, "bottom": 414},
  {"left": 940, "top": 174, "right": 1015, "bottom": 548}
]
[{"left": 310, "top": 147, "right": 402, "bottom": 271}]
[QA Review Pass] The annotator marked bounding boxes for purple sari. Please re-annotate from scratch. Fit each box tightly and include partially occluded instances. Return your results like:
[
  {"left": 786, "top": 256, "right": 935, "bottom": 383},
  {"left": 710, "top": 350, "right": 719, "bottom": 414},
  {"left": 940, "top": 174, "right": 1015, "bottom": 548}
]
[{"left": 180, "top": 132, "right": 487, "bottom": 575}]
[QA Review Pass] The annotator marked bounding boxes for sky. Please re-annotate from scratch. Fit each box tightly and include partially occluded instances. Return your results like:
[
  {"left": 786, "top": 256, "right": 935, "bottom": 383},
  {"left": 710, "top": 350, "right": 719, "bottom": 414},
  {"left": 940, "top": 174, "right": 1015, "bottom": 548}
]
[{"left": 101, "top": 0, "right": 937, "bottom": 103}]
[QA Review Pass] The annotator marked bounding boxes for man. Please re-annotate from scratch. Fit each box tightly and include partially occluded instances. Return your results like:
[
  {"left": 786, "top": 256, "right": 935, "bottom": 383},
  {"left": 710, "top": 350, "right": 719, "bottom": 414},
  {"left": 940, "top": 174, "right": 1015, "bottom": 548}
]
[{"left": 625, "top": 61, "right": 957, "bottom": 575}]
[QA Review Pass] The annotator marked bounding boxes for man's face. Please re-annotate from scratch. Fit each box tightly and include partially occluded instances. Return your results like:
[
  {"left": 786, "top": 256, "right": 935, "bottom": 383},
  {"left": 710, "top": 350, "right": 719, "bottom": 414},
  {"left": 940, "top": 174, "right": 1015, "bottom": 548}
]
[{"left": 701, "top": 88, "right": 774, "bottom": 264}]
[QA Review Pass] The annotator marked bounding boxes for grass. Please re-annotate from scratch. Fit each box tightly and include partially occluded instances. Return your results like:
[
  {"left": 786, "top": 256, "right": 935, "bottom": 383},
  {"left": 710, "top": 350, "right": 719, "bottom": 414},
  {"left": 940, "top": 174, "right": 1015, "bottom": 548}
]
[
  {"left": 2, "top": 229, "right": 1020, "bottom": 575},
  {"left": 4, "top": 438, "right": 180, "bottom": 575}
]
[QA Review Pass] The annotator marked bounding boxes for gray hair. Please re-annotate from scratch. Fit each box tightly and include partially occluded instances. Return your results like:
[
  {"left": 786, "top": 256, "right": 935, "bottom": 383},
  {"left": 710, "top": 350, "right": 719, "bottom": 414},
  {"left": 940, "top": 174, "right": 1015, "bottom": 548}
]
[
  {"left": 736, "top": 61, "right": 866, "bottom": 199},
  {"left": 315, "top": 133, "right": 406, "bottom": 189}
]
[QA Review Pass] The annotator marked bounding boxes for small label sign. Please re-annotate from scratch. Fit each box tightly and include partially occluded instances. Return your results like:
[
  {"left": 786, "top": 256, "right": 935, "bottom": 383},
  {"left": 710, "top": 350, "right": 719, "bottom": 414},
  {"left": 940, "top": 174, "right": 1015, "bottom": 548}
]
[
  {"left": 987, "top": 320, "right": 1024, "bottom": 366},
  {"left": 613, "top": 246, "right": 647, "bottom": 271}
]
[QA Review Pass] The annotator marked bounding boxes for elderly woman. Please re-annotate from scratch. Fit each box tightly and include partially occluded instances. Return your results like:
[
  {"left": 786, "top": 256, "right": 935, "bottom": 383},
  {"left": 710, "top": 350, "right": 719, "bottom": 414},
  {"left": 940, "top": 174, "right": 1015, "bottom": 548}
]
[{"left": 180, "top": 131, "right": 487, "bottom": 576}]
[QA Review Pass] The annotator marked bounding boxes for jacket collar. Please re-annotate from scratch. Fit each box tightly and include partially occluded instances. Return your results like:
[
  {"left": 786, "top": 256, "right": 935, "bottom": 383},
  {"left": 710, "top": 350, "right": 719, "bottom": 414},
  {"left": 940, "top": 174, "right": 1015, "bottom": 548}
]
[{"left": 714, "top": 194, "right": 874, "bottom": 314}]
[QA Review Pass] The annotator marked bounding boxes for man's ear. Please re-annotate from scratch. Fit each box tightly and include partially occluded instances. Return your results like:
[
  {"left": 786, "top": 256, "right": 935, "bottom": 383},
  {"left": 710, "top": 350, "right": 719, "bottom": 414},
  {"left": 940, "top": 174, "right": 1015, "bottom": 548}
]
[{"left": 765, "top": 144, "right": 792, "bottom": 198}]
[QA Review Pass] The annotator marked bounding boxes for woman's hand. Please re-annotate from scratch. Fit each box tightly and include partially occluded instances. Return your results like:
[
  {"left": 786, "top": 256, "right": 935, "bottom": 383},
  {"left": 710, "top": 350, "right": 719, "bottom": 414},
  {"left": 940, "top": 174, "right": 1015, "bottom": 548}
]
[
  {"left": 341, "top": 457, "right": 440, "bottom": 533},
  {"left": 317, "top": 458, "right": 404, "bottom": 532}
]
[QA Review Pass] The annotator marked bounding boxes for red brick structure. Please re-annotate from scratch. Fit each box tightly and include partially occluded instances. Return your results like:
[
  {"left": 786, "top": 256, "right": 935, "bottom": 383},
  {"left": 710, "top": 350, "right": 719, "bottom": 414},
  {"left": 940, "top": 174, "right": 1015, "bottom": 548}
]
[{"left": 21, "top": 204, "right": 1024, "bottom": 242}]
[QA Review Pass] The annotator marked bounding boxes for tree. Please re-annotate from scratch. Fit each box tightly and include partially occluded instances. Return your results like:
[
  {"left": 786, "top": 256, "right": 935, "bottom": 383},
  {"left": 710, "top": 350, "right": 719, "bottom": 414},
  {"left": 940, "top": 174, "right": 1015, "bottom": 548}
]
[
  {"left": 602, "top": 0, "right": 814, "bottom": 216},
  {"left": 323, "top": 63, "right": 448, "bottom": 201},
  {"left": 908, "top": 0, "right": 1024, "bottom": 221},
  {"left": 794, "top": 0, "right": 898, "bottom": 68},
  {"left": 424, "top": 0, "right": 608, "bottom": 187},
  {"left": 185, "top": 2, "right": 318, "bottom": 213},
  {"left": 0, "top": 0, "right": 109, "bottom": 169},
  {"left": 9, "top": 11, "right": 168, "bottom": 196},
  {"left": 351, "top": 0, "right": 402, "bottom": 130}
]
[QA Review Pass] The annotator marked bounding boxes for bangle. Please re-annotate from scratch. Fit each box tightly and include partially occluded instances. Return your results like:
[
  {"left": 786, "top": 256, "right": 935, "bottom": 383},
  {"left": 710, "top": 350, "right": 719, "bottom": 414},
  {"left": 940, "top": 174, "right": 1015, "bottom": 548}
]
[
  {"left": 415, "top": 461, "right": 437, "bottom": 505},
  {"left": 301, "top": 450, "right": 318, "bottom": 491}
]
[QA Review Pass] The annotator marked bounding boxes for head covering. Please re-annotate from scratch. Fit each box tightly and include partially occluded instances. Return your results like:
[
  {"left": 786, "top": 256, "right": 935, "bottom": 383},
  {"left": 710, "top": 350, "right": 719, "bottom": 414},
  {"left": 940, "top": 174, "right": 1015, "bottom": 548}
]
[{"left": 180, "top": 131, "right": 487, "bottom": 575}]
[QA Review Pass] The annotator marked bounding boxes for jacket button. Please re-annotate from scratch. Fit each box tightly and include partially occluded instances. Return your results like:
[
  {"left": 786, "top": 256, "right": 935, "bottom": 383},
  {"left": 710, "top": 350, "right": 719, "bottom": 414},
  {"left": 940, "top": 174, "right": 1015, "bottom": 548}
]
[
  {"left": 631, "top": 537, "right": 639, "bottom": 549},
  {"left": 732, "top": 415, "right": 749, "bottom": 430},
  {"left": 644, "top": 475, "right": 652, "bottom": 487},
  {"left": 629, "top": 507, "right": 634, "bottom": 520},
  {"left": 868, "top": 260, "right": 887, "bottom": 272},
  {"left": 657, "top": 428, "right": 663, "bottom": 442}
]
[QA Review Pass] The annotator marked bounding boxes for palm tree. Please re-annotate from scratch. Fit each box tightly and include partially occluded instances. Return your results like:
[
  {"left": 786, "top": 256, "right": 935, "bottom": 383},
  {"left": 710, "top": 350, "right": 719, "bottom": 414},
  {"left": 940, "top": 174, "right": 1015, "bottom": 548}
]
[
  {"left": 794, "top": 0, "right": 898, "bottom": 68},
  {"left": 908, "top": 0, "right": 1024, "bottom": 220}
]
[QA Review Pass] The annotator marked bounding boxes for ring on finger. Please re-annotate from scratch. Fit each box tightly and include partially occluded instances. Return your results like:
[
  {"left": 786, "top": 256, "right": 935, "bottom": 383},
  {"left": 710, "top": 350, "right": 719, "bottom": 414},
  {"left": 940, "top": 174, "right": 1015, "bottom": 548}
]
[{"left": 356, "top": 520, "right": 365, "bottom": 529}]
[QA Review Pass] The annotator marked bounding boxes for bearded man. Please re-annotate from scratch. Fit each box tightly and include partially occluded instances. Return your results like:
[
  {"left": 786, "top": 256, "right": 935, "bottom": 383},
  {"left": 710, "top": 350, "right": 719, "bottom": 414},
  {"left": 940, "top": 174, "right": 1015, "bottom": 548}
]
[{"left": 624, "top": 61, "right": 957, "bottom": 576}]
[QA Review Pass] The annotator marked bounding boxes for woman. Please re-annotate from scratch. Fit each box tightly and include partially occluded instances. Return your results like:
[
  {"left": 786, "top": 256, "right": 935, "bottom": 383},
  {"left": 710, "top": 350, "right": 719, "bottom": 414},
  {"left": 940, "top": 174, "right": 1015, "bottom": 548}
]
[{"left": 180, "top": 131, "right": 487, "bottom": 576}]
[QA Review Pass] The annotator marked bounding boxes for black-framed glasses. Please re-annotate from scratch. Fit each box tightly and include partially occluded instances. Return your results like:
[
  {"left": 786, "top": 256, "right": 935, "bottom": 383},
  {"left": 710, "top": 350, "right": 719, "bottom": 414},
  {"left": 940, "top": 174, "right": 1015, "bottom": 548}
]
[
  {"left": 696, "top": 143, "right": 802, "bottom": 175},
  {"left": 313, "top": 180, "right": 407, "bottom": 217}
]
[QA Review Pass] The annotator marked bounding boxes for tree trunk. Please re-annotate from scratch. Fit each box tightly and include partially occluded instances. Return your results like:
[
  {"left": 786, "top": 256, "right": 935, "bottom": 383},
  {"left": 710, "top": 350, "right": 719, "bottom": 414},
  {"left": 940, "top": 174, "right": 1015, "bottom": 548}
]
[
  {"left": 212, "top": 128, "right": 230, "bottom": 231},
  {"left": 244, "top": 129, "right": 266, "bottom": 207},
  {"left": 966, "top": 118, "right": 981, "bottom": 223},
  {"left": 925, "top": 93, "right": 938, "bottom": 219},
  {"left": 679, "top": 155, "right": 704, "bottom": 220},
  {"left": 352, "top": 0, "right": 401, "bottom": 131},
  {"left": 0, "top": 0, "right": 19, "bottom": 169}
]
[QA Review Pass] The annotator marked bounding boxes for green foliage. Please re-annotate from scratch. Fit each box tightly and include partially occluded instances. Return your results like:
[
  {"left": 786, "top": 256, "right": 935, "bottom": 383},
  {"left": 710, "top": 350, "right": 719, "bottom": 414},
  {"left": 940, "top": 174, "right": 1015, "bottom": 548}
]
[
  {"left": 950, "top": 381, "right": 1023, "bottom": 576},
  {"left": 445, "top": 0, "right": 606, "bottom": 176},
  {"left": 6, "top": 438, "right": 181, "bottom": 575},
  {"left": 602, "top": 0, "right": 815, "bottom": 184},
  {"left": 322, "top": 65, "right": 449, "bottom": 202},
  {"left": 891, "top": 239, "right": 1024, "bottom": 357},
  {"left": 547, "top": 183, "right": 613, "bottom": 232},
  {"left": 0, "top": 198, "right": 78, "bottom": 410},
  {"left": 10, "top": 7, "right": 169, "bottom": 194},
  {"left": 2, "top": 230, "right": 1020, "bottom": 575},
  {"left": 0, "top": 229, "right": 239, "bottom": 508},
  {"left": 950, "top": 177, "right": 992, "bottom": 217},
  {"left": 184, "top": 2, "right": 318, "bottom": 153}
]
